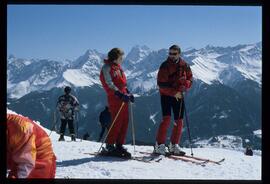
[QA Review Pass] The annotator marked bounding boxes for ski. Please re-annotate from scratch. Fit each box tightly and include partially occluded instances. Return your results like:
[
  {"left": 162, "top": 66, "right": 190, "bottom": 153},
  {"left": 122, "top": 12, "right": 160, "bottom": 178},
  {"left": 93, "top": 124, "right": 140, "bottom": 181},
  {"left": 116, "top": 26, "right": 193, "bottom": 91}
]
[
  {"left": 138, "top": 152, "right": 208, "bottom": 166},
  {"left": 179, "top": 154, "right": 225, "bottom": 165},
  {"left": 138, "top": 151, "right": 224, "bottom": 166},
  {"left": 166, "top": 154, "right": 209, "bottom": 166},
  {"left": 83, "top": 152, "right": 155, "bottom": 163}
]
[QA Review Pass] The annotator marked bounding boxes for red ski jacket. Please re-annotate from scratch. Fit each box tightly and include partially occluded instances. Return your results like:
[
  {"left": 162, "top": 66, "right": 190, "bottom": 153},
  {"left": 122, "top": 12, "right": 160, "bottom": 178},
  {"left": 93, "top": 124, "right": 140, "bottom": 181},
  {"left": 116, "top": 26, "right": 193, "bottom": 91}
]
[
  {"left": 157, "top": 57, "right": 193, "bottom": 97},
  {"left": 100, "top": 59, "right": 128, "bottom": 96}
]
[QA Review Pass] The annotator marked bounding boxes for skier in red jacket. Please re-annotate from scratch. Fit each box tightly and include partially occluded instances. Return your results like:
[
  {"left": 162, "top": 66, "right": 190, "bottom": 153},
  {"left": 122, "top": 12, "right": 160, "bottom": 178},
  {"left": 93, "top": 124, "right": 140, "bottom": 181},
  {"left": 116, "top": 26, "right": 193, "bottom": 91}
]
[
  {"left": 154, "top": 45, "right": 193, "bottom": 156},
  {"left": 100, "top": 48, "right": 134, "bottom": 158}
]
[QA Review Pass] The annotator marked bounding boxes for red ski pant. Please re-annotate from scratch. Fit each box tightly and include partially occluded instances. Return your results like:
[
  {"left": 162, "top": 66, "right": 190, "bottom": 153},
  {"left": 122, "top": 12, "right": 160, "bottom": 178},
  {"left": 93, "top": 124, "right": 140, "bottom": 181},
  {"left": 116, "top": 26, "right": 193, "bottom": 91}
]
[
  {"left": 156, "top": 95, "right": 184, "bottom": 144},
  {"left": 106, "top": 95, "right": 129, "bottom": 145},
  {"left": 156, "top": 117, "right": 183, "bottom": 144}
]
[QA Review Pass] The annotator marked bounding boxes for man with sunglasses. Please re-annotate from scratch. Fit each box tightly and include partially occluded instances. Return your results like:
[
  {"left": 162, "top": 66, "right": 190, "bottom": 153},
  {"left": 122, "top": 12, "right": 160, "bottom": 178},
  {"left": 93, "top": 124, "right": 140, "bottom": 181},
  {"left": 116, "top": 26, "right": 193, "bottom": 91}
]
[{"left": 154, "top": 45, "right": 193, "bottom": 156}]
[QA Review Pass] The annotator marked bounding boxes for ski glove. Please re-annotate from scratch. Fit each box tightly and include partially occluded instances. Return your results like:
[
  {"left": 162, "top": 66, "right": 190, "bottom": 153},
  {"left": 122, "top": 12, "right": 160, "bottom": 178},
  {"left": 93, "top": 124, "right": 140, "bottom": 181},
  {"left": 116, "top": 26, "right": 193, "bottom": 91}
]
[
  {"left": 126, "top": 88, "right": 130, "bottom": 94},
  {"left": 128, "top": 94, "right": 135, "bottom": 103},
  {"left": 126, "top": 88, "right": 135, "bottom": 103},
  {"left": 115, "top": 91, "right": 130, "bottom": 102}
]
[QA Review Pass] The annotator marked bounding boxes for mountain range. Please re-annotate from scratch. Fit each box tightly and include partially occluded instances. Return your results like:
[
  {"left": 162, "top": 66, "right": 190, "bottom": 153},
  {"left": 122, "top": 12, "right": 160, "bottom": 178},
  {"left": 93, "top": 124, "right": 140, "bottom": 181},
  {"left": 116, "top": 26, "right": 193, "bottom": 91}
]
[{"left": 7, "top": 42, "right": 262, "bottom": 149}]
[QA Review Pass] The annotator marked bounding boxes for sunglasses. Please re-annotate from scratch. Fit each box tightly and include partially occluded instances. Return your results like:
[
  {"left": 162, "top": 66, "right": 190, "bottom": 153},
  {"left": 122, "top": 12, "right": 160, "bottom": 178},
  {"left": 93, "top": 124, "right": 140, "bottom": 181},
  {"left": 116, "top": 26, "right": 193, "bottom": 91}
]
[{"left": 169, "top": 52, "right": 178, "bottom": 56}]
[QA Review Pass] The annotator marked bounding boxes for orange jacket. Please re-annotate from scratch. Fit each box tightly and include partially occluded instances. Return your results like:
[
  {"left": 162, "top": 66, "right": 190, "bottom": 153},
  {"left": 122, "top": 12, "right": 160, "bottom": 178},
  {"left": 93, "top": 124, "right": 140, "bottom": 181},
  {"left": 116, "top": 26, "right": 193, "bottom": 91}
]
[{"left": 6, "top": 114, "right": 56, "bottom": 178}]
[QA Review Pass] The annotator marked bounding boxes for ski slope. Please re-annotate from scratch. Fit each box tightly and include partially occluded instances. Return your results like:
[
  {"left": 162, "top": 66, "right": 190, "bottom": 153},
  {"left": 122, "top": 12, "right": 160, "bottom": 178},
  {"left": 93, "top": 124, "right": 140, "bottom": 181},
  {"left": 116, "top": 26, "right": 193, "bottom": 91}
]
[
  {"left": 7, "top": 109, "right": 261, "bottom": 180},
  {"left": 47, "top": 131, "right": 261, "bottom": 179}
]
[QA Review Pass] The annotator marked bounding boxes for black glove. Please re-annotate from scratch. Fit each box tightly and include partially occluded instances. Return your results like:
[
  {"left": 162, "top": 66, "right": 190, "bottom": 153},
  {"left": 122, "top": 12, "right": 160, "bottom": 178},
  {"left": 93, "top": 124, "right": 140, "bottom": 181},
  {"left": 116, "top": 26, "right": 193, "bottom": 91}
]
[
  {"left": 129, "top": 94, "right": 135, "bottom": 103},
  {"left": 125, "top": 88, "right": 135, "bottom": 103},
  {"left": 115, "top": 91, "right": 130, "bottom": 102}
]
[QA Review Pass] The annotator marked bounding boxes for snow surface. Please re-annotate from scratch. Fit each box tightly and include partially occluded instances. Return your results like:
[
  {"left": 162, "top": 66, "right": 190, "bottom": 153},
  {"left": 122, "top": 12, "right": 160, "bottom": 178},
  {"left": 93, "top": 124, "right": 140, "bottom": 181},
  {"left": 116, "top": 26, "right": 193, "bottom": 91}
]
[
  {"left": 149, "top": 112, "right": 159, "bottom": 125},
  {"left": 253, "top": 130, "right": 262, "bottom": 138},
  {"left": 6, "top": 109, "right": 261, "bottom": 179},
  {"left": 48, "top": 131, "right": 262, "bottom": 179}
]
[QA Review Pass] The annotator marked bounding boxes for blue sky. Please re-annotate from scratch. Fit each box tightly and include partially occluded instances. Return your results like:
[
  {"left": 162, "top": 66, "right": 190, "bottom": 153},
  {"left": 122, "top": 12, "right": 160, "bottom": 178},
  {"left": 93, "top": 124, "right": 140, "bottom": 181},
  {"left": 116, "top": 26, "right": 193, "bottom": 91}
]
[{"left": 7, "top": 5, "right": 262, "bottom": 61}]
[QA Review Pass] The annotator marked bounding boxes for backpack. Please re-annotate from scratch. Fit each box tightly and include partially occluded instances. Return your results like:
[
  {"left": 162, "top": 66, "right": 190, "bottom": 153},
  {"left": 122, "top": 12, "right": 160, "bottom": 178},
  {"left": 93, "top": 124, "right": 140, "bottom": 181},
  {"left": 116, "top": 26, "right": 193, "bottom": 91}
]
[{"left": 99, "top": 107, "right": 111, "bottom": 128}]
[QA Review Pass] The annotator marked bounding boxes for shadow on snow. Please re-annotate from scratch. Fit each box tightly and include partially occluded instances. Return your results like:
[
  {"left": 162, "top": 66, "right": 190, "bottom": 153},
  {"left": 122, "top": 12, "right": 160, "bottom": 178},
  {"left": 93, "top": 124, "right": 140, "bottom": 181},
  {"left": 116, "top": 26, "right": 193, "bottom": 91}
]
[{"left": 57, "top": 156, "right": 129, "bottom": 167}]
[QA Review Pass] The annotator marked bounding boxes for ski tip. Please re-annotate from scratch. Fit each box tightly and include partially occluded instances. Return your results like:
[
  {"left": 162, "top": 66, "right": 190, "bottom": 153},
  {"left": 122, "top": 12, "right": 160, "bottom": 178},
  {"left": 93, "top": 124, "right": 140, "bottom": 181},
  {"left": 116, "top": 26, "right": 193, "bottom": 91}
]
[{"left": 219, "top": 158, "right": 225, "bottom": 162}]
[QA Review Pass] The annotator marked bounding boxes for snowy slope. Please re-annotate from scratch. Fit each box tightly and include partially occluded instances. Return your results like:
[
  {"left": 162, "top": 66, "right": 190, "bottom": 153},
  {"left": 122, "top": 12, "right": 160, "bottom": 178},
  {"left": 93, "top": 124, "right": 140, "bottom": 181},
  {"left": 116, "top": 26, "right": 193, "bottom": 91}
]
[
  {"left": 47, "top": 130, "right": 262, "bottom": 179},
  {"left": 7, "top": 109, "right": 261, "bottom": 179}
]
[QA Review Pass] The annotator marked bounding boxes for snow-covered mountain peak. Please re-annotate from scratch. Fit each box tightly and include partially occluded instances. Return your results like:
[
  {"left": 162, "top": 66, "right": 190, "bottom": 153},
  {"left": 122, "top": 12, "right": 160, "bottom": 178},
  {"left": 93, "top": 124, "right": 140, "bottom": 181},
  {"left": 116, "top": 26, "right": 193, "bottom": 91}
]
[
  {"left": 125, "top": 45, "right": 151, "bottom": 64},
  {"left": 130, "top": 45, "right": 151, "bottom": 52},
  {"left": 182, "top": 42, "right": 262, "bottom": 86},
  {"left": 84, "top": 49, "right": 101, "bottom": 56},
  {"left": 71, "top": 49, "right": 104, "bottom": 68},
  {"left": 61, "top": 49, "right": 105, "bottom": 88},
  {"left": 8, "top": 54, "right": 16, "bottom": 60},
  {"left": 183, "top": 47, "right": 198, "bottom": 53},
  {"left": 205, "top": 44, "right": 216, "bottom": 50}
]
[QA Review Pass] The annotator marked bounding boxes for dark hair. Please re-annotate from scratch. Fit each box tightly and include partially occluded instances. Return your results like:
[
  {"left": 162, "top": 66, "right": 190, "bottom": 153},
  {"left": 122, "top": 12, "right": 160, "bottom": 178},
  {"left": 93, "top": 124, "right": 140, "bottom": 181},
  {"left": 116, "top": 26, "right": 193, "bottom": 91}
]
[
  {"left": 169, "top": 45, "right": 181, "bottom": 54},
  {"left": 108, "top": 48, "right": 124, "bottom": 61},
  {"left": 64, "top": 86, "right": 71, "bottom": 94}
]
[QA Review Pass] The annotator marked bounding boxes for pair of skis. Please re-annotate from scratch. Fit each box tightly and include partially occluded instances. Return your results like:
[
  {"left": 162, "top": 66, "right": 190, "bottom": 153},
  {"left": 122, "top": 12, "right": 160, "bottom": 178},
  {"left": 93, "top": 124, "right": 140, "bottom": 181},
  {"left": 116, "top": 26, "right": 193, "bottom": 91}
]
[
  {"left": 138, "top": 151, "right": 225, "bottom": 166},
  {"left": 84, "top": 152, "right": 157, "bottom": 163},
  {"left": 84, "top": 151, "right": 225, "bottom": 166}
]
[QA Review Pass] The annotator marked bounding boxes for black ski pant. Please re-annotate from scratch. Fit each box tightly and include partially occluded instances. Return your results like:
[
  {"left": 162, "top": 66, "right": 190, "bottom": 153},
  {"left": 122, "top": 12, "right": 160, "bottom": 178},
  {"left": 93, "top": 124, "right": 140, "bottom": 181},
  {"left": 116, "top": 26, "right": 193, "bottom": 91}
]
[
  {"left": 60, "top": 119, "right": 75, "bottom": 135},
  {"left": 161, "top": 95, "right": 185, "bottom": 120}
]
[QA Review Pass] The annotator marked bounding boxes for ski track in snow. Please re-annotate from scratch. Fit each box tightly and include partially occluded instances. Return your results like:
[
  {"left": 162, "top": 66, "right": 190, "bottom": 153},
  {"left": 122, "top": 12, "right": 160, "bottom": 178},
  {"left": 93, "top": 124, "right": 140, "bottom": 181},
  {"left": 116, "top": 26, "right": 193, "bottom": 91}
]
[{"left": 44, "top": 129, "right": 261, "bottom": 180}]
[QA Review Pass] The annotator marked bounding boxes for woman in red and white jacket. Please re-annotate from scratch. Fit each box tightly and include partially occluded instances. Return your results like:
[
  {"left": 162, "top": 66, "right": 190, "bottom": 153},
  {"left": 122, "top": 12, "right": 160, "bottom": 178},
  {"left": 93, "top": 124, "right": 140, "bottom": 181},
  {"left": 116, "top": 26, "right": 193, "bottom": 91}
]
[
  {"left": 100, "top": 48, "right": 134, "bottom": 158},
  {"left": 155, "top": 44, "right": 193, "bottom": 156}
]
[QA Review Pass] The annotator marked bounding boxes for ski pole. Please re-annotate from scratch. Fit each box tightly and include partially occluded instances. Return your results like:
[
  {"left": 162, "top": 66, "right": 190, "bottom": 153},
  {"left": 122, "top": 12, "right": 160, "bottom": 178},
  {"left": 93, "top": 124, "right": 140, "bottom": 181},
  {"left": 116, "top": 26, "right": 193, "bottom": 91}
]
[
  {"left": 178, "top": 97, "right": 183, "bottom": 120},
  {"left": 130, "top": 102, "right": 136, "bottom": 154},
  {"left": 75, "top": 111, "right": 82, "bottom": 142},
  {"left": 49, "top": 110, "right": 58, "bottom": 137},
  {"left": 97, "top": 102, "right": 125, "bottom": 153},
  {"left": 183, "top": 94, "right": 194, "bottom": 156}
]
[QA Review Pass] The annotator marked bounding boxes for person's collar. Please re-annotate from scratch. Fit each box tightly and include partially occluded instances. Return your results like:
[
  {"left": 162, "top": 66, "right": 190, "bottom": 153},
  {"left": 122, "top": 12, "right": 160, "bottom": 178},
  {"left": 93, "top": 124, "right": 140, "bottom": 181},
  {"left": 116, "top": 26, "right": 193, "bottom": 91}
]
[
  {"left": 167, "top": 57, "right": 180, "bottom": 64},
  {"left": 175, "top": 58, "right": 180, "bottom": 64},
  {"left": 104, "top": 59, "right": 120, "bottom": 67}
]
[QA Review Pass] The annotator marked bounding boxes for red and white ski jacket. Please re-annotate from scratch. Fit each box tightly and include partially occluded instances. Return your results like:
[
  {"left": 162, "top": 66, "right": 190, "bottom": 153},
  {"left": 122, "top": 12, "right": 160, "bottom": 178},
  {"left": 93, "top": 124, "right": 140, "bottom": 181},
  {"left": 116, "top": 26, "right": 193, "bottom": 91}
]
[{"left": 100, "top": 59, "right": 128, "bottom": 96}]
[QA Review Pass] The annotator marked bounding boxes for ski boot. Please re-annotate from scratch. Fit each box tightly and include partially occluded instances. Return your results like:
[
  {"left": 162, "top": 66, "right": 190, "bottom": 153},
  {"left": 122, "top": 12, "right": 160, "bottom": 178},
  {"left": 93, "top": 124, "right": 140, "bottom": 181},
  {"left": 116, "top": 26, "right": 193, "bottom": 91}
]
[
  {"left": 58, "top": 134, "right": 65, "bottom": 141},
  {"left": 115, "top": 144, "right": 131, "bottom": 159},
  {"left": 168, "top": 142, "right": 186, "bottom": 156},
  {"left": 153, "top": 142, "right": 168, "bottom": 155},
  {"left": 100, "top": 144, "right": 116, "bottom": 156},
  {"left": 71, "top": 134, "right": 76, "bottom": 141}
]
